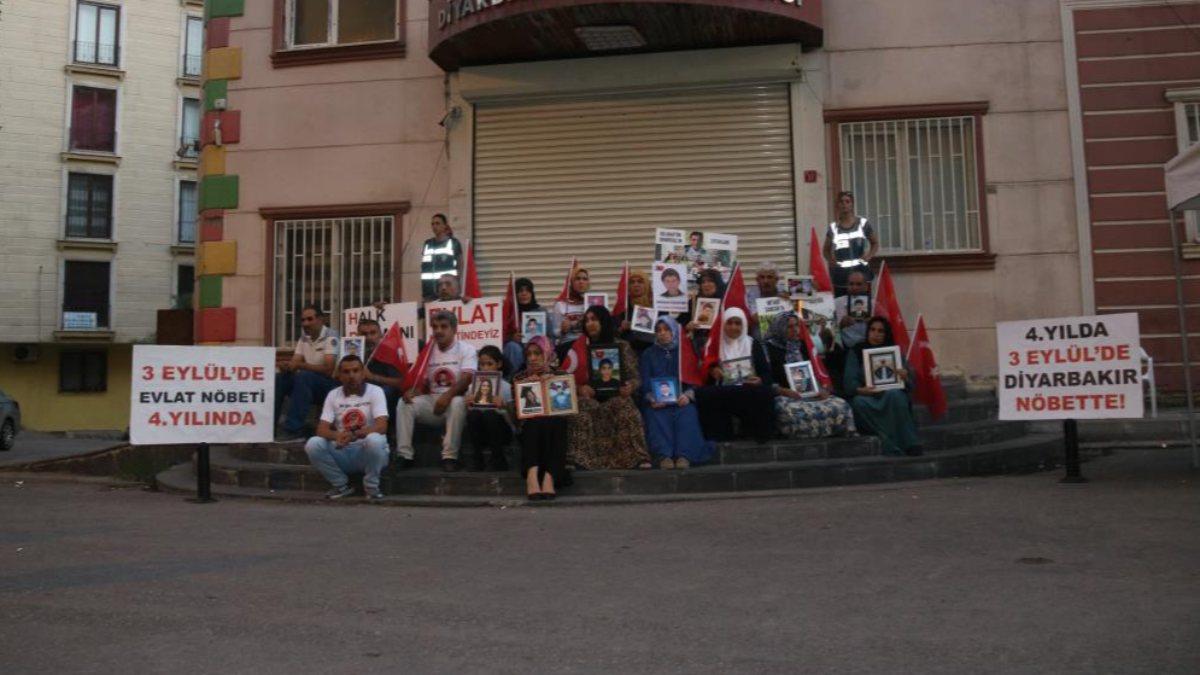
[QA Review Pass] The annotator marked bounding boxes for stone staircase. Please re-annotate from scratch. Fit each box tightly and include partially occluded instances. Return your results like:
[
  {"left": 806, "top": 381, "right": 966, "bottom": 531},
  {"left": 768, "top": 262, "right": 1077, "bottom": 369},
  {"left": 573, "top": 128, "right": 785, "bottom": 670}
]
[{"left": 156, "top": 379, "right": 1065, "bottom": 505}]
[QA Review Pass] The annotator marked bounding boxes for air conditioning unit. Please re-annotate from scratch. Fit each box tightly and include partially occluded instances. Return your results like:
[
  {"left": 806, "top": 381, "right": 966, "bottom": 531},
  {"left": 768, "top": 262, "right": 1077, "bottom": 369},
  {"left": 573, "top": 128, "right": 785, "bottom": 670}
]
[{"left": 12, "top": 344, "right": 40, "bottom": 363}]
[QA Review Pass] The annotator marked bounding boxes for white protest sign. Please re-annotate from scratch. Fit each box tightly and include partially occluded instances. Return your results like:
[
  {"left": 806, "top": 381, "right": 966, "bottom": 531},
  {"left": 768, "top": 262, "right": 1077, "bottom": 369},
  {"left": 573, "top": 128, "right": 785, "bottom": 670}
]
[
  {"left": 130, "top": 345, "right": 276, "bottom": 445},
  {"left": 343, "top": 302, "right": 419, "bottom": 360},
  {"left": 425, "top": 296, "right": 504, "bottom": 350},
  {"left": 997, "top": 313, "right": 1142, "bottom": 420}
]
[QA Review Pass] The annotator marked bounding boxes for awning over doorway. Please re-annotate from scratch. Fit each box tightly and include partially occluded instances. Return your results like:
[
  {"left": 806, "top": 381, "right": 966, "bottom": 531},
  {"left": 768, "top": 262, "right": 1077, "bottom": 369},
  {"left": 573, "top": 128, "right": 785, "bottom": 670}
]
[{"left": 428, "top": 0, "right": 824, "bottom": 71}]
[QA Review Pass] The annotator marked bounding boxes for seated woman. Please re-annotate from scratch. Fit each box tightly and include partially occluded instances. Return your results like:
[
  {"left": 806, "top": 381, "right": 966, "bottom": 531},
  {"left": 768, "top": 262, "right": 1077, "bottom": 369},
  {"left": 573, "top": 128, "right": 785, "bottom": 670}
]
[
  {"left": 503, "top": 277, "right": 553, "bottom": 377},
  {"left": 567, "top": 306, "right": 652, "bottom": 470},
  {"left": 764, "top": 312, "right": 855, "bottom": 439},
  {"left": 552, "top": 265, "right": 590, "bottom": 362},
  {"left": 464, "top": 345, "right": 513, "bottom": 472},
  {"left": 693, "top": 307, "right": 776, "bottom": 443},
  {"left": 637, "top": 316, "right": 715, "bottom": 469},
  {"left": 615, "top": 269, "right": 655, "bottom": 356},
  {"left": 681, "top": 268, "right": 726, "bottom": 357},
  {"left": 512, "top": 336, "right": 570, "bottom": 500},
  {"left": 844, "top": 317, "right": 921, "bottom": 456}
]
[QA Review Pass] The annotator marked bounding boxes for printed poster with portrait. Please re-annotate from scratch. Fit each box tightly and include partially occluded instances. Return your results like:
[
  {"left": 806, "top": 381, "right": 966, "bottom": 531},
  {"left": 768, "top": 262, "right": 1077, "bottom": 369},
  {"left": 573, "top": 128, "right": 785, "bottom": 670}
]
[
  {"left": 521, "top": 311, "right": 548, "bottom": 344},
  {"left": 336, "top": 336, "right": 365, "bottom": 364},
  {"left": 652, "top": 262, "right": 689, "bottom": 313},
  {"left": 654, "top": 228, "right": 737, "bottom": 283},
  {"left": 589, "top": 344, "right": 622, "bottom": 400},
  {"left": 650, "top": 377, "right": 679, "bottom": 405},
  {"left": 516, "top": 376, "right": 579, "bottom": 419},
  {"left": 863, "top": 345, "right": 904, "bottom": 391},
  {"left": 468, "top": 372, "right": 502, "bottom": 409},
  {"left": 692, "top": 297, "right": 721, "bottom": 330},
  {"left": 784, "top": 361, "right": 820, "bottom": 399},
  {"left": 631, "top": 305, "right": 658, "bottom": 335},
  {"left": 585, "top": 293, "right": 608, "bottom": 309}
]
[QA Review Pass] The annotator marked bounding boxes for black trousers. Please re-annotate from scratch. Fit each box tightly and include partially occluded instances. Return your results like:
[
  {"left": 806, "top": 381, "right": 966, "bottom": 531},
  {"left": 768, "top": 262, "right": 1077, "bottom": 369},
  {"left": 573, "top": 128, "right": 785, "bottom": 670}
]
[
  {"left": 466, "top": 409, "right": 512, "bottom": 461},
  {"left": 519, "top": 417, "right": 568, "bottom": 483},
  {"left": 694, "top": 384, "right": 777, "bottom": 442}
]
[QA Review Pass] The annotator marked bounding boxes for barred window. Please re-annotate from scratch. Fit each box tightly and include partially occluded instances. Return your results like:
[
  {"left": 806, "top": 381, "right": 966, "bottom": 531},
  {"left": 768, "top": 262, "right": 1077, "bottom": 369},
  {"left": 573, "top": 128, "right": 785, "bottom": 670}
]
[
  {"left": 838, "top": 116, "right": 982, "bottom": 254},
  {"left": 272, "top": 215, "right": 394, "bottom": 346}
]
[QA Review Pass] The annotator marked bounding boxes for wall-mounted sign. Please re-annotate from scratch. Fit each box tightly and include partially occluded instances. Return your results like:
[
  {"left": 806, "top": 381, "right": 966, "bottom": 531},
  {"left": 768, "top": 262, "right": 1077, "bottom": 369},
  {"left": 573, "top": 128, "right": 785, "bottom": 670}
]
[{"left": 62, "top": 312, "right": 98, "bottom": 330}]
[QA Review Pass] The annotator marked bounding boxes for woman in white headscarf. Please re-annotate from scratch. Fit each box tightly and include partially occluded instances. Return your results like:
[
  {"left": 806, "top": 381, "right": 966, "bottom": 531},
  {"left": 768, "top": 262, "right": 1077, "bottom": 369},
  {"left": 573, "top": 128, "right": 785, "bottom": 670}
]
[{"left": 693, "top": 307, "right": 777, "bottom": 443}]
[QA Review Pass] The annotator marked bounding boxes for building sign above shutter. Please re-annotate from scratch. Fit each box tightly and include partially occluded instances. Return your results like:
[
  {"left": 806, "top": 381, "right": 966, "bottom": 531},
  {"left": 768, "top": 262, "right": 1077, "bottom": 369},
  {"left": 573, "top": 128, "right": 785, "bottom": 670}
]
[{"left": 428, "top": 0, "right": 823, "bottom": 71}]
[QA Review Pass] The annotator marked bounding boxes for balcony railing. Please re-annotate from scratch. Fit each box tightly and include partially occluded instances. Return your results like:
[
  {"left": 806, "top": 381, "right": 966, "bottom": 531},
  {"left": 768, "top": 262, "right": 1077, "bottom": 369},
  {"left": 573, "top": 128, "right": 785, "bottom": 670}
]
[
  {"left": 178, "top": 135, "right": 200, "bottom": 158},
  {"left": 73, "top": 41, "right": 119, "bottom": 67}
]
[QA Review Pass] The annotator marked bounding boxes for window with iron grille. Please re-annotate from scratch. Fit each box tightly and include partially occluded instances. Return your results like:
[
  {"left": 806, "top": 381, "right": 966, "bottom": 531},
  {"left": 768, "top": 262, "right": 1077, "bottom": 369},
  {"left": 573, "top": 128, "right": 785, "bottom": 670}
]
[
  {"left": 838, "top": 116, "right": 982, "bottom": 254},
  {"left": 178, "top": 181, "right": 198, "bottom": 244},
  {"left": 180, "top": 97, "right": 201, "bottom": 157},
  {"left": 66, "top": 173, "right": 113, "bottom": 239},
  {"left": 272, "top": 215, "right": 395, "bottom": 346},
  {"left": 183, "top": 15, "right": 204, "bottom": 77},
  {"left": 60, "top": 350, "right": 108, "bottom": 393},
  {"left": 70, "top": 85, "right": 117, "bottom": 153},
  {"left": 63, "top": 260, "right": 111, "bottom": 328},
  {"left": 289, "top": 0, "right": 398, "bottom": 48},
  {"left": 74, "top": 1, "right": 119, "bottom": 66}
]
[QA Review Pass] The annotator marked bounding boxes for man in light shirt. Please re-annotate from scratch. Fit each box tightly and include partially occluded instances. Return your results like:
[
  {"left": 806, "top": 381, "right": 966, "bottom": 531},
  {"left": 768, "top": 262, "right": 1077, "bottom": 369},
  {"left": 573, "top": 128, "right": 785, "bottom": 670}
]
[
  {"left": 395, "top": 310, "right": 476, "bottom": 472},
  {"left": 304, "top": 355, "right": 390, "bottom": 501},
  {"left": 275, "top": 304, "right": 338, "bottom": 440}
]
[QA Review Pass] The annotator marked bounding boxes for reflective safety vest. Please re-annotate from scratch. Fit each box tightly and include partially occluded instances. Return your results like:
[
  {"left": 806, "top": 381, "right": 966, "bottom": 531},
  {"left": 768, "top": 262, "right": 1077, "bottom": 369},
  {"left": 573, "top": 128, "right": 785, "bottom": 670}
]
[{"left": 828, "top": 217, "right": 870, "bottom": 269}]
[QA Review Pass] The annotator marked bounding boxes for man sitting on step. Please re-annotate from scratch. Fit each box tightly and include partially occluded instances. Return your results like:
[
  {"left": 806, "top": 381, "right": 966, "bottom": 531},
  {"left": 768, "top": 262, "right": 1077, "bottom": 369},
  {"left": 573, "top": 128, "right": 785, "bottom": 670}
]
[
  {"left": 395, "top": 309, "right": 476, "bottom": 472},
  {"left": 304, "top": 355, "right": 391, "bottom": 501},
  {"left": 275, "top": 304, "right": 338, "bottom": 441}
]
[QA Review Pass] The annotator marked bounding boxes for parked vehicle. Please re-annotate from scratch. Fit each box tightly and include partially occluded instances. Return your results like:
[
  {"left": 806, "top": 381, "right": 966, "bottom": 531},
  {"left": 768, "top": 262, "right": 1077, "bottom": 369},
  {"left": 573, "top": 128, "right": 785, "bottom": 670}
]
[{"left": 0, "top": 388, "right": 20, "bottom": 451}]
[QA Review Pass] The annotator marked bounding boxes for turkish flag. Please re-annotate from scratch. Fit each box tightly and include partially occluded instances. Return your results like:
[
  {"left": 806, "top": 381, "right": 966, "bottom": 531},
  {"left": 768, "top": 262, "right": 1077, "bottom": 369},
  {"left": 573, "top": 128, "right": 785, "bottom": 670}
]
[
  {"left": 502, "top": 272, "right": 518, "bottom": 341},
  {"left": 722, "top": 264, "right": 750, "bottom": 319},
  {"left": 554, "top": 257, "right": 579, "bottom": 302},
  {"left": 370, "top": 321, "right": 408, "bottom": 373},
  {"left": 612, "top": 262, "right": 630, "bottom": 318},
  {"left": 871, "top": 262, "right": 911, "bottom": 356},
  {"left": 401, "top": 339, "right": 436, "bottom": 392},
  {"left": 908, "top": 315, "right": 948, "bottom": 421},
  {"left": 679, "top": 329, "right": 706, "bottom": 387},
  {"left": 809, "top": 226, "right": 833, "bottom": 293},
  {"left": 561, "top": 334, "right": 589, "bottom": 386},
  {"left": 462, "top": 240, "right": 482, "bottom": 300},
  {"left": 799, "top": 326, "right": 832, "bottom": 388}
]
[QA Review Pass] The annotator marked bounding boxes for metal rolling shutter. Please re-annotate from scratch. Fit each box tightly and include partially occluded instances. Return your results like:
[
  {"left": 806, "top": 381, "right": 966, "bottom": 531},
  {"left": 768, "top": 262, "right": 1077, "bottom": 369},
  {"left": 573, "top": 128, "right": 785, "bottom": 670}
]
[{"left": 472, "top": 84, "right": 797, "bottom": 297}]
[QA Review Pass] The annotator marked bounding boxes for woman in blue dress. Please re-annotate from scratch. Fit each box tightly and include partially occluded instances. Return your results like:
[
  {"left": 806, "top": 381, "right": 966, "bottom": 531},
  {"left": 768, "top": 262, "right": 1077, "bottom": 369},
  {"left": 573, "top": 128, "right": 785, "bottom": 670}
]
[
  {"left": 844, "top": 317, "right": 922, "bottom": 456},
  {"left": 637, "top": 316, "right": 715, "bottom": 469}
]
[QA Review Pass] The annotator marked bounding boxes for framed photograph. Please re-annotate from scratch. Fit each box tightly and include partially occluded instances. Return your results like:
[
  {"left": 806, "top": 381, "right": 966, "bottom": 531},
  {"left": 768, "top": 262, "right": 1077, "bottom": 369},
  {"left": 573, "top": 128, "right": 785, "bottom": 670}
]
[
  {"left": 585, "top": 293, "right": 608, "bottom": 309},
  {"left": 589, "top": 343, "right": 622, "bottom": 399},
  {"left": 516, "top": 380, "right": 546, "bottom": 419},
  {"left": 631, "top": 305, "right": 657, "bottom": 335},
  {"left": 651, "top": 377, "right": 679, "bottom": 405},
  {"left": 545, "top": 375, "right": 579, "bottom": 416},
  {"left": 521, "top": 311, "right": 548, "bottom": 343},
  {"left": 693, "top": 297, "right": 721, "bottom": 330},
  {"left": 721, "top": 357, "right": 754, "bottom": 385},
  {"left": 848, "top": 294, "right": 871, "bottom": 322},
  {"left": 787, "top": 274, "right": 816, "bottom": 300},
  {"left": 337, "top": 336, "right": 365, "bottom": 363},
  {"left": 652, "top": 261, "right": 690, "bottom": 313},
  {"left": 863, "top": 345, "right": 904, "bottom": 391},
  {"left": 784, "top": 361, "right": 820, "bottom": 399},
  {"left": 468, "top": 372, "right": 502, "bottom": 408}
]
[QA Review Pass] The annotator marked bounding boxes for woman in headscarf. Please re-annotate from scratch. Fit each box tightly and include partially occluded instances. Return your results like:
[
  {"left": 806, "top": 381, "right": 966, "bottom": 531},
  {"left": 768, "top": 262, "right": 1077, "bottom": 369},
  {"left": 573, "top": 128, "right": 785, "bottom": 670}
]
[
  {"left": 637, "top": 316, "right": 715, "bottom": 469},
  {"left": 567, "top": 305, "right": 652, "bottom": 470},
  {"left": 693, "top": 307, "right": 776, "bottom": 443},
  {"left": 553, "top": 265, "right": 590, "bottom": 360},
  {"left": 512, "top": 335, "right": 571, "bottom": 499},
  {"left": 681, "top": 268, "right": 727, "bottom": 357},
  {"left": 617, "top": 269, "right": 656, "bottom": 355},
  {"left": 844, "top": 317, "right": 921, "bottom": 456},
  {"left": 504, "top": 277, "right": 552, "bottom": 376},
  {"left": 764, "top": 311, "right": 856, "bottom": 439}
]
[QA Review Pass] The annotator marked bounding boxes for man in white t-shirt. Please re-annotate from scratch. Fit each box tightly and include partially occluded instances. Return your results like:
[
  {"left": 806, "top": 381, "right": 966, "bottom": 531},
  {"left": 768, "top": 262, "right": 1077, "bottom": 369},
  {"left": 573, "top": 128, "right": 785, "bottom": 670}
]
[
  {"left": 395, "top": 309, "right": 476, "bottom": 472},
  {"left": 275, "top": 304, "right": 339, "bottom": 440},
  {"left": 304, "top": 354, "right": 390, "bottom": 501}
]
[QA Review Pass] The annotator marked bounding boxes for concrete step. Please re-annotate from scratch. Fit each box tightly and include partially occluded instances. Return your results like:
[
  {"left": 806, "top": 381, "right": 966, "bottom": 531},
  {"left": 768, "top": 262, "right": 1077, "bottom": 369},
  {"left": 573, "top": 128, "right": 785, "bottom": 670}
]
[
  {"left": 1031, "top": 413, "right": 1197, "bottom": 444},
  {"left": 182, "top": 433, "right": 1061, "bottom": 500}
]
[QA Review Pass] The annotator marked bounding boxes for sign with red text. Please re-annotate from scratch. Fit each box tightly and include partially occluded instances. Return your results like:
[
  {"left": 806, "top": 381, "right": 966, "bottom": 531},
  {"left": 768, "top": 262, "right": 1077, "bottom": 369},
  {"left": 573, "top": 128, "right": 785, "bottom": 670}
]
[
  {"left": 997, "top": 313, "right": 1142, "bottom": 420},
  {"left": 425, "top": 296, "right": 504, "bottom": 350},
  {"left": 130, "top": 346, "right": 276, "bottom": 444},
  {"left": 343, "top": 302, "right": 419, "bottom": 360}
]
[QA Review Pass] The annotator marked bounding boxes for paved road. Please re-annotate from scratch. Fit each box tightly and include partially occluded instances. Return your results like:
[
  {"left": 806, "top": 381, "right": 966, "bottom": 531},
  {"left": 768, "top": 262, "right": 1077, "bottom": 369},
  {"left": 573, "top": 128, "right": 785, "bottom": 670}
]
[
  {"left": 1, "top": 450, "right": 1198, "bottom": 674},
  {"left": 0, "top": 431, "right": 121, "bottom": 468}
]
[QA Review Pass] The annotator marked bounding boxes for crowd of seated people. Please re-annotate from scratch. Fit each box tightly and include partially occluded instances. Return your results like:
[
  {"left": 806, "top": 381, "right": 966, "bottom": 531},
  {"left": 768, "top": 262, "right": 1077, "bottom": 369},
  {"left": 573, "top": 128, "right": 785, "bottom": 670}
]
[{"left": 279, "top": 206, "right": 925, "bottom": 501}]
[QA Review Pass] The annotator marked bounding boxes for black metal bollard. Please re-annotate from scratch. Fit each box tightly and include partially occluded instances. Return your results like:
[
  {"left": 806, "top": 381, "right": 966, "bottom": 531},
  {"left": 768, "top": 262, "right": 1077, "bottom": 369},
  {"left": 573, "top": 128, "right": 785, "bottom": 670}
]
[
  {"left": 189, "top": 442, "right": 217, "bottom": 503},
  {"left": 1060, "top": 418, "right": 1087, "bottom": 484}
]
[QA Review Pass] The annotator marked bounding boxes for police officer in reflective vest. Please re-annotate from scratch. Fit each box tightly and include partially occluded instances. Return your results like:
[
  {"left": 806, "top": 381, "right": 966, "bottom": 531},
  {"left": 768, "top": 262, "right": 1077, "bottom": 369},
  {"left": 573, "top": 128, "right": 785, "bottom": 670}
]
[
  {"left": 823, "top": 191, "right": 880, "bottom": 297},
  {"left": 420, "top": 213, "right": 463, "bottom": 302}
]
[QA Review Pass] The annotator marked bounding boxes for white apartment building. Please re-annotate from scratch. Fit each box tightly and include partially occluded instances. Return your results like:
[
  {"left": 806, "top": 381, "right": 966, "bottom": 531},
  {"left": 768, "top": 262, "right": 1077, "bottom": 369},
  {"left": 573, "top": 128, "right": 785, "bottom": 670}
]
[{"left": 0, "top": 0, "right": 205, "bottom": 432}]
